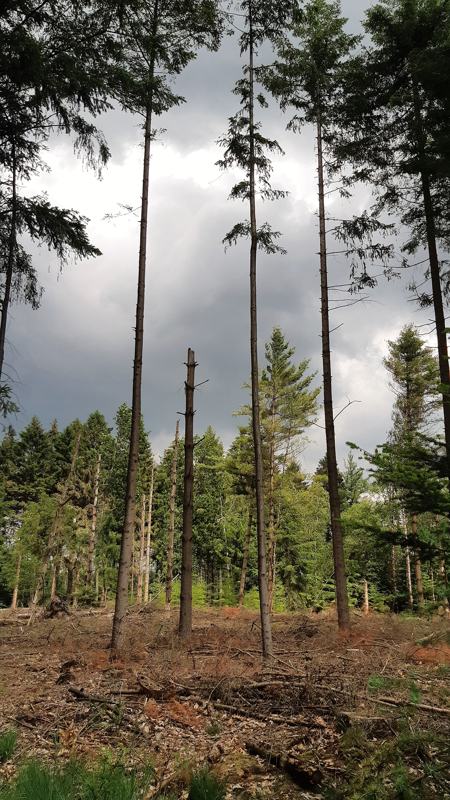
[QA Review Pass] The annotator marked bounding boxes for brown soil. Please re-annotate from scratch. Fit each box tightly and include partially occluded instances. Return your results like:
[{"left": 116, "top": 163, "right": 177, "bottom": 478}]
[{"left": 0, "top": 606, "right": 449, "bottom": 798}]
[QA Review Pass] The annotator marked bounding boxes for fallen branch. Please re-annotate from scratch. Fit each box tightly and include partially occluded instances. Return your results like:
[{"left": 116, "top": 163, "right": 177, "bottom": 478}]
[
  {"left": 375, "top": 696, "right": 450, "bottom": 716},
  {"left": 245, "top": 740, "right": 323, "bottom": 789}
]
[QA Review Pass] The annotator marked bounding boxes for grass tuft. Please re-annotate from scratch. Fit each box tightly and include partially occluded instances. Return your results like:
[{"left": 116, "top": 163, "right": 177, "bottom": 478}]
[
  {"left": 188, "top": 768, "right": 226, "bottom": 800},
  {"left": 0, "top": 730, "right": 17, "bottom": 764}
]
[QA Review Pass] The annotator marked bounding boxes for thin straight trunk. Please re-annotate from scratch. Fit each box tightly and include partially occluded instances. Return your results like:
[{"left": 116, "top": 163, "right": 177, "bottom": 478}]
[
  {"left": 248, "top": 6, "right": 273, "bottom": 659},
  {"left": 88, "top": 453, "right": 101, "bottom": 585},
  {"left": 0, "top": 141, "right": 17, "bottom": 381},
  {"left": 267, "top": 399, "right": 276, "bottom": 612},
  {"left": 430, "top": 566, "right": 436, "bottom": 603},
  {"left": 405, "top": 525, "right": 414, "bottom": 609},
  {"left": 391, "top": 545, "right": 397, "bottom": 595},
  {"left": 111, "top": 2, "right": 158, "bottom": 652},
  {"left": 415, "top": 554, "right": 425, "bottom": 610},
  {"left": 136, "top": 494, "right": 146, "bottom": 605},
  {"left": 179, "top": 349, "right": 195, "bottom": 637},
  {"left": 412, "top": 85, "right": 450, "bottom": 472},
  {"left": 144, "top": 466, "right": 154, "bottom": 604},
  {"left": 11, "top": 553, "right": 21, "bottom": 610},
  {"left": 165, "top": 420, "right": 180, "bottom": 610},
  {"left": 72, "top": 566, "right": 79, "bottom": 609},
  {"left": 50, "top": 559, "right": 60, "bottom": 601},
  {"left": 439, "top": 559, "right": 449, "bottom": 613},
  {"left": 95, "top": 570, "right": 99, "bottom": 603},
  {"left": 130, "top": 541, "right": 135, "bottom": 601},
  {"left": 363, "top": 579, "right": 369, "bottom": 616},
  {"left": 239, "top": 505, "right": 253, "bottom": 608},
  {"left": 66, "top": 560, "right": 75, "bottom": 604},
  {"left": 411, "top": 514, "right": 424, "bottom": 609},
  {"left": 316, "top": 111, "right": 350, "bottom": 631}
]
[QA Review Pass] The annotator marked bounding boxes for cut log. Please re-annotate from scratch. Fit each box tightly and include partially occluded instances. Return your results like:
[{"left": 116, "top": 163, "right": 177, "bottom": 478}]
[{"left": 245, "top": 740, "right": 323, "bottom": 790}]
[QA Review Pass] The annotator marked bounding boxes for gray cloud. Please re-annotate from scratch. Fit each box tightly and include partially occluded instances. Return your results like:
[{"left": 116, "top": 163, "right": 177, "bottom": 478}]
[{"left": 5, "top": 0, "right": 437, "bottom": 473}]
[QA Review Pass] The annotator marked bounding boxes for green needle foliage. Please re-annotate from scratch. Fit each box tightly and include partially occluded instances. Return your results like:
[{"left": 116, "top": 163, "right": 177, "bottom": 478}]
[
  {"left": 188, "top": 768, "right": 226, "bottom": 800},
  {"left": 0, "top": 730, "right": 17, "bottom": 764}
]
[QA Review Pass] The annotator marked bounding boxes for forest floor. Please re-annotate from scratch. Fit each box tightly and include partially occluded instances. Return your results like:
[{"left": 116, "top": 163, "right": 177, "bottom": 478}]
[{"left": 0, "top": 605, "right": 449, "bottom": 798}]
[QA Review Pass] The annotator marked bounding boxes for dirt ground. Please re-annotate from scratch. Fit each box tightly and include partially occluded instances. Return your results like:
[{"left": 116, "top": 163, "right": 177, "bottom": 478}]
[{"left": 0, "top": 605, "right": 449, "bottom": 798}]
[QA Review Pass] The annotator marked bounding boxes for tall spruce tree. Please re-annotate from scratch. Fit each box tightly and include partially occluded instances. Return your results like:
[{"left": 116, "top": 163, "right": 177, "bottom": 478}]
[
  {"left": 218, "top": 0, "right": 295, "bottom": 657},
  {"left": 265, "top": 0, "right": 358, "bottom": 629},
  {"left": 333, "top": 0, "right": 450, "bottom": 476},
  {"left": 110, "top": 0, "right": 222, "bottom": 651}
]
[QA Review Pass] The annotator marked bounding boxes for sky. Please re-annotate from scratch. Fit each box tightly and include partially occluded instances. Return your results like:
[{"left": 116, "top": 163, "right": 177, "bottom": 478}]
[{"left": 3, "top": 0, "right": 438, "bottom": 472}]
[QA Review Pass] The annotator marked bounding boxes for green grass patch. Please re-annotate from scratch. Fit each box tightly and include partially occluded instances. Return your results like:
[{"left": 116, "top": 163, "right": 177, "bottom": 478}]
[
  {"left": 188, "top": 768, "right": 226, "bottom": 800},
  {"left": 0, "top": 759, "right": 153, "bottom": 800},
  {"left": 0, "top": 730, "right": 17, "bottom": 763}
]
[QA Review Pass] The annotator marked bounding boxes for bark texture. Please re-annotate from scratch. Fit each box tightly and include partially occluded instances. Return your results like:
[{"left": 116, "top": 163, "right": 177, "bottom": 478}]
[
  {"left": 248, "top": 8, "right": 273, "bottom": 658},
  {"left": 111, "top": 2, "right": 158, "bottom": 651},
  {"left": 179, "top": 349, "right": 195, "bottom": 638},
  {"left": 317, "top": 112, "right": 350, "bottom": 631}
]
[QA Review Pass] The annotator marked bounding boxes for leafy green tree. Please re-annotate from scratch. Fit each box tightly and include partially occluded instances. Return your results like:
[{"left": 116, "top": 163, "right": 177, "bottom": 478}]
[{"left": 193, "top": 427, "right": 226, "bottom": 602}]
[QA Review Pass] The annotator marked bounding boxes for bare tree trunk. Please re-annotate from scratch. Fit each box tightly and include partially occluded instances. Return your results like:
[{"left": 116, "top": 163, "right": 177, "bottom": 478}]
[
  {"left": 430, "top": 566, "right": 436, "bottom": 603},
  {"left": 166, "top": 420, "right": 180, "bottom": 611},
  {"left": 439, "top": 559, "right": 449, "bottom": 614},
  {"left": 316, "top": 111, "right": 350, "bottom": 631},
  {"left": 0, "top": 141, "right": 17, "bottom": 381},
  {"left": 405, "top": 544, "right": 414, "bottom": 610},
  {"left": 412, "top": 85, "right": 450, "bottom": 473},
  {"left": 363, "top": 579, "right": 369, "bottom": 616},
  {"left": 88, "top": 452, "right": 101, "bottom": 586},
  {"left": 179, "top": 349, "right": 196, "bottom": 638},
  {"left": 111, "top": 3, "right": 158, "bottom": 652},
  {"left": 415, "top": 555, "right": 425, "bottom": 610},
  {"left": 239, "top": 505, "right": 252, "bottom": 608},
  {"left": 144, "top": 466, "right": 154, "bottom": 604},
  {"left": 391, "top": 545, "right": 397, "bottom": 595},
  {"left": 130, "top": 539, "right": 135, "bottom": 602},
  {"left": 267, "top": 400, "right": 276, "bottom": 612},
  {"left": 11, "top": 552, "right": 21, "bottom": 610},
  {"left": 248, "top": 9, "right": 273, "bottom": 659},
  {"left": 136, "top": 494, "right": 146, "bottom": 605},
  {"left": 50, "top": 559, "right": 60, "bottom": 601}
]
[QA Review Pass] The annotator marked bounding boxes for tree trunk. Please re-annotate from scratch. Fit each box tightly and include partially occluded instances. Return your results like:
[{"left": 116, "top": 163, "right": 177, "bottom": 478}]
[
  {"left": 111, "top": 4, "right": 158, "bottom": 652},
  {"left": 391, "top": 545, "right": 397, "bottom": 595},
  {"left": 136, "top": 494, "right": 146, "bottom": 605},
  {"left": 430, "top": 566, "right": 436, "bottom": 603},
  {"left": 405, "top": 540, "right": 414, "bottom": 611},
  {"left": 412, "top": 85, "right": 450, "bottom": 473},
  {"left": 439, "top": 559, "right": 449, "bottom": 614},
  {"left": 50, "top": 559, "right": 60, "bottom": 601},
  {"left": 0, "top": 141, "right": 17, "bottom": 381},
  {"left": 267, "top": 398, "right": 276, "bottom": 612},
  {"left": 88, "top": 452, "right": 101, "bottom": 586},
  {"left": 316, "top": 111, "right": 350, "bottom": 631},
  {"left": 166, "top": 420, "right": 180, "bottom": 611},
  {"left": 239, "top": 505, "right": 252, "bottom": 608},
  {"left": 144, "top": 466, "right": 154, "bottom": 604},
  {"left": 415, "top": 554, "right": 425, "bottom": 610},
  {"left": 10, "top": 552, "right": 21, "bottom": 610},
  {"left": 248, "top": 8, "right": 273, "bottom": 659},
  {"left": 363, "top": 579, "right": 369, "bottom": 616},
  {"left": 179, "top": 348, "right": 195, "bottom": 638}
]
